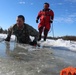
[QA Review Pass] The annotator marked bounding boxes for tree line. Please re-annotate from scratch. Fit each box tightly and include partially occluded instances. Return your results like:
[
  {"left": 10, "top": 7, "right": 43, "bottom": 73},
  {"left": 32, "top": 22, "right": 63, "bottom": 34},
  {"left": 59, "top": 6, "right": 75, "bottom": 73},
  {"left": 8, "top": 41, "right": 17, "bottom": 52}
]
[
  {"left": 0, "top": 27, "right": 76, "bottom": 41},
  {"left": 0, "top": 27, "right": 8, "bottom": 34}
]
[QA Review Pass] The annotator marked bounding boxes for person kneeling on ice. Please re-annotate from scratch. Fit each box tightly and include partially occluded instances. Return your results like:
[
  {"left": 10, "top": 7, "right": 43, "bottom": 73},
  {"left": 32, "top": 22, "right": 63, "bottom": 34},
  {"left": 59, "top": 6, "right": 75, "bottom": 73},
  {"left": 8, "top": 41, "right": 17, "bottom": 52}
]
[
  {"left": 36, "top": 2, "right": 54, "bottom": 41},
  {"left": 5, "top": 15, "right": 39, "bottom": 46}
]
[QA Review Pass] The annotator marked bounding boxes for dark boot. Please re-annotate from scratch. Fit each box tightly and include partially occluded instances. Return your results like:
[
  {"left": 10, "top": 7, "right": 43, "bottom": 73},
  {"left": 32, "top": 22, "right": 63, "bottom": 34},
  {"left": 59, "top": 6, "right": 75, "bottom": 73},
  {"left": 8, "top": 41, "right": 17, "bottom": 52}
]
[{"left": 44, "top": 37, "right": 46, "bottom": 41}]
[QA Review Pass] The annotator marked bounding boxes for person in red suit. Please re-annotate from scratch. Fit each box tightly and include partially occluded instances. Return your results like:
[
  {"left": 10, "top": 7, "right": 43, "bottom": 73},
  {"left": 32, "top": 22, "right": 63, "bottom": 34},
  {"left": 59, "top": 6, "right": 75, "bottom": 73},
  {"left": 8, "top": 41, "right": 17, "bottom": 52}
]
[{"left": 36, "top": 2, "right": 54, "bottom": 41}]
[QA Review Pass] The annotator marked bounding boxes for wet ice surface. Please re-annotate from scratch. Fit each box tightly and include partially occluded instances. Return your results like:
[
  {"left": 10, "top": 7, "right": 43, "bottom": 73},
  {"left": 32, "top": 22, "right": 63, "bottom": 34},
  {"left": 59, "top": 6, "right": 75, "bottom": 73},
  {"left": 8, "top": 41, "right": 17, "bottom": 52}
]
[{"left": 0, "top": 41, "right": 76, "bottom": 75}]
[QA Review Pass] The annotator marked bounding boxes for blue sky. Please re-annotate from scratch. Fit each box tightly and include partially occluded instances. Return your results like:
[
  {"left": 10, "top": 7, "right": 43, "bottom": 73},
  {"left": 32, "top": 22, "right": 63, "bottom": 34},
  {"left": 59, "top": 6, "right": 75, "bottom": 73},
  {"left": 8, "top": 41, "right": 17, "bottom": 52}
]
[{"left": 0, "top": 0, "right": 76, "bottom": 37}]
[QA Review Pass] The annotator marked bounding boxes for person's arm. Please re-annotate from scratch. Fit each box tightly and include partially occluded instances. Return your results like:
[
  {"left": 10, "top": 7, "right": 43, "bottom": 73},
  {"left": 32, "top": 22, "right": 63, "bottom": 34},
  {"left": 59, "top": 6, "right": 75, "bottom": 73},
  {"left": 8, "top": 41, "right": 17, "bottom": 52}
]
[
  {"left": 5, "top": 26, "right": 13, "bottom": 41},
  {"left": 50, "top": 10, "right": 54, "bottom": 23},
  {"left": 36, "top": 11, "right": 42, "bottom": 23},
  {"left": 26, "top": 24, "right": 39, "bottom": 41}
]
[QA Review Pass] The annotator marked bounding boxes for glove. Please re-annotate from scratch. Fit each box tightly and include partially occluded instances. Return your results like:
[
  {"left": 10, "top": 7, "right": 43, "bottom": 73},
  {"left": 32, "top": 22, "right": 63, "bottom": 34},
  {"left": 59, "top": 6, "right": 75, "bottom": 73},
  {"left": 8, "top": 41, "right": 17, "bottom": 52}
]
[
  {"left": 50, "top": 20, "right": 53, "bottom": 23},
  {"left": 29, "top": 40, "right": 37, "bottom": 46},
  {"left": 32, "top": 40, "right": 37, "bottom": 46},
  {"left": 32, "top": 40, "right": 37, "bottom": 45},
  {"left": 36, "top": 19, "right": 38, "bottom": 23},
  {"left": 5, "top": 36, "right": 10, "bottom": 42}
]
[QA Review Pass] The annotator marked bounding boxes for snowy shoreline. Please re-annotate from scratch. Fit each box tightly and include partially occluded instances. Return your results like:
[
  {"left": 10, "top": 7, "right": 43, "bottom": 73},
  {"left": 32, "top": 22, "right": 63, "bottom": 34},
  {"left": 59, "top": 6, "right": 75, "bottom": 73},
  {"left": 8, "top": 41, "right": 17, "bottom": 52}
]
[{"left": 0, "top": 33, "right": 76, "bottom": 52}]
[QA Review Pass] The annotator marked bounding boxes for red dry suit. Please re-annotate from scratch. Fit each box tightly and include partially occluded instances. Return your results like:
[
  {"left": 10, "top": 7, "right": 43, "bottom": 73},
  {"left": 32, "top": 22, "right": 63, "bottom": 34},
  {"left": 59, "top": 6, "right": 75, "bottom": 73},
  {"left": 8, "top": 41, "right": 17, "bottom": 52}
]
[{"left": 37, "top": 9, "right": 54, "bottom": 31}]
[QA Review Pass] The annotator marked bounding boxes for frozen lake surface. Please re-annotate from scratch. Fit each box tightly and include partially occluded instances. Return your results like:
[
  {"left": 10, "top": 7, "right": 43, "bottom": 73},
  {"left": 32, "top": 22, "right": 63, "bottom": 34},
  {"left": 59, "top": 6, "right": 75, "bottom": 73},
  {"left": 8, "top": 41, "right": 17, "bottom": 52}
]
[
  {"left": 0, "top": 41, "right": 76, "bottom": 75},
  {"left": 0, "top": 34, "right": 76, "bottom": 75}
]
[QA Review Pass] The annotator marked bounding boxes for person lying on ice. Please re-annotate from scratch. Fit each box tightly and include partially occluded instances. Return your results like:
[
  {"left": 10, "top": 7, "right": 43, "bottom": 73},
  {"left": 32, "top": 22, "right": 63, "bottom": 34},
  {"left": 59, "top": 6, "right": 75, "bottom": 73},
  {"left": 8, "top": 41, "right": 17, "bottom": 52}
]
[
  {"left": 5, "top": 15, "right": 39, "bottom": 46},
  {"left": 36, "top": 2, "right": 54, "bottom": 41}
]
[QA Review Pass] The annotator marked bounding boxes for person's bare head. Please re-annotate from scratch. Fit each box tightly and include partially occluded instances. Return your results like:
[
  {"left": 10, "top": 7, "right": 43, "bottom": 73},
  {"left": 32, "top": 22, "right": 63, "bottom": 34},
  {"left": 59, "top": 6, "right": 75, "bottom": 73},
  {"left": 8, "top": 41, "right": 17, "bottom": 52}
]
[
  {"left": 16, "top": 15, "right": 25, "bottom": 27},
  {"left": 44, "top": 3, "right": 50, "bottom": 9}
]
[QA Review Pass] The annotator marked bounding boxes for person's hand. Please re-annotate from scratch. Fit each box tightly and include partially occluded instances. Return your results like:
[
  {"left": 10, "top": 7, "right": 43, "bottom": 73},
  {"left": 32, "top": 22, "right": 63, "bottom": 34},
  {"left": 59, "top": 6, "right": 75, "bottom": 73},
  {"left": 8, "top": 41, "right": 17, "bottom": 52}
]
[
  {"left": 33, "top": 40, "right": 37, "bottom": 45},
  {"left": 36, "top": 19, "right": 38, "bottom": 23},
  {"left": 50, "top": 20, "right": 53, "bottom": 23},
  {"left": 5, "top": 37, "right": 10, "bottom": 42}
]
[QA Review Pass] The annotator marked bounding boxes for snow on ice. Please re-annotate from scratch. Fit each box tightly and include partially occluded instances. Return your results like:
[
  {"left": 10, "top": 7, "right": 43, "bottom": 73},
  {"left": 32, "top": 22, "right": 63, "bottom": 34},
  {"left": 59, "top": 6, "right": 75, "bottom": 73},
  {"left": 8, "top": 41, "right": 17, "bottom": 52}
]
[{"left": 0, "top": 34, "right": 76, "bottom": 51}]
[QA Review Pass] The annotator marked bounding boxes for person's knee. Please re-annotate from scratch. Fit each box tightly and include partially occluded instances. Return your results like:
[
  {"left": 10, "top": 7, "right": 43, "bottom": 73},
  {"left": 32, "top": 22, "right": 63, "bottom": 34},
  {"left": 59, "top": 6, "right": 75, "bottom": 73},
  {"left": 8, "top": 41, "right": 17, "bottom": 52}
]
[
  {"left": 45, "top": 24, "right": 51, "bottom": 31},
  {"left": 39, "top": 26, "right": 43, "bottom": 33},
  {"left": 44, "top": 29, "right": 49, "bottom": 33}
]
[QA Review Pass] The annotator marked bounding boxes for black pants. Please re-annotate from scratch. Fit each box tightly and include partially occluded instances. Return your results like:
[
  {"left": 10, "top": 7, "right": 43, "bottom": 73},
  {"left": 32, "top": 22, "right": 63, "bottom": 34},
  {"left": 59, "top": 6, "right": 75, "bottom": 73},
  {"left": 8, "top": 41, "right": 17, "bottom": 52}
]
[{"left": 39, "top": 26, "right": 49, "bottom": 40}]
